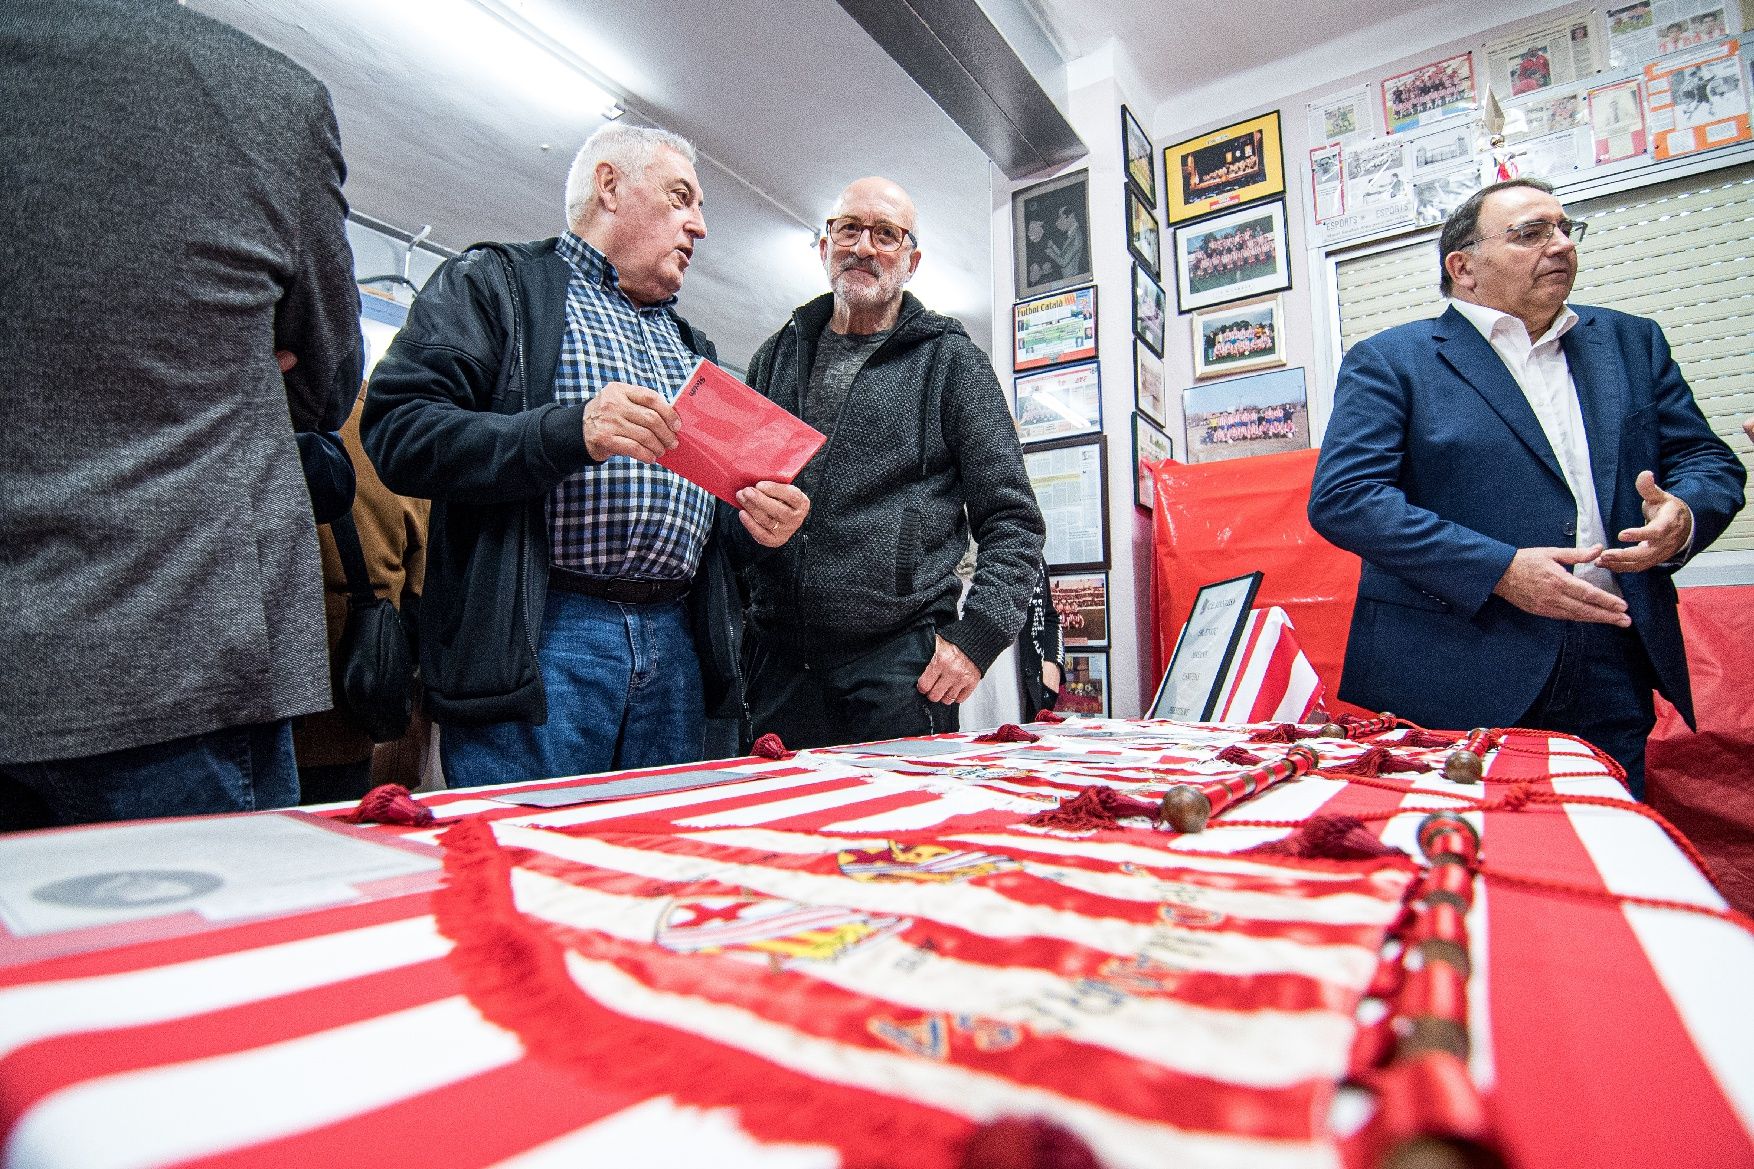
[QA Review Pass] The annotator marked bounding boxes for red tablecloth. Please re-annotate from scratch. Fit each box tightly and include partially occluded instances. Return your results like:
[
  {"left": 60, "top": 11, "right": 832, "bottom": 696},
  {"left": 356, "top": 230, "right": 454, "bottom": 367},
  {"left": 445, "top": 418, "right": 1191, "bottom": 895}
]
[{"left": 1, "top": 720, "right": 1748, "bottom": 1169}]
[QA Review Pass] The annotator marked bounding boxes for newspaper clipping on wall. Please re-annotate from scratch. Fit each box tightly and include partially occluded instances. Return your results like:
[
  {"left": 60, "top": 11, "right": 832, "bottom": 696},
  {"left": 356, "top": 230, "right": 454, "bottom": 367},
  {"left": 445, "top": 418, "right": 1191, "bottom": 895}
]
[
  {"left": 1606, "top": 0, "right": 1739, "bottom": 68},
  {"left": 1485, "top": 10, "right": 1602, "bottom": 99}
]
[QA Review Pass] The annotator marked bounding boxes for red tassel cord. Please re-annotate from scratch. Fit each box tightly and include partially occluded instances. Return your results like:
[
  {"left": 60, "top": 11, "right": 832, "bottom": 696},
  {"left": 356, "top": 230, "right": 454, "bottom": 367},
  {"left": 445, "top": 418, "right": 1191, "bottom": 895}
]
[
  {"left": 959, "top": 1116, "right": 1103, "bottom": 1169},
  {"left": 341, "top": 783, "right": 436, "bottom": 827},
  {"left": 751, "top": 733, "right": 795, "bottom": 760},
  {"left": 1319, "top": 746, "right": 1432, "bottom": 778},
  {"left": 974, "top": 724, "right": 1041, "bottom": 744}
]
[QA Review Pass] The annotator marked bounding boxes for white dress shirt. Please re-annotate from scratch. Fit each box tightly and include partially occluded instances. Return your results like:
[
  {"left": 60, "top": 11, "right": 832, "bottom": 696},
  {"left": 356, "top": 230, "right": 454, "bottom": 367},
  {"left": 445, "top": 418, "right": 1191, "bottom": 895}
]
[{"left": 1448, "top": 299, "right": 1620, "bottom": 594}]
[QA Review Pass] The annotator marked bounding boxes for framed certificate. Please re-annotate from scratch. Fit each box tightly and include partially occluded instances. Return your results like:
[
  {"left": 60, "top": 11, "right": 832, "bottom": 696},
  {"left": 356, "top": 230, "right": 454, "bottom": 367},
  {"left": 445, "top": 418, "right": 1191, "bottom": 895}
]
[
  {"left": 1023, "top": 435, "right": 1109, "bottom": 572},
  {"left": 1149, "top": 571, "right": 1262, "bottom": 721}
]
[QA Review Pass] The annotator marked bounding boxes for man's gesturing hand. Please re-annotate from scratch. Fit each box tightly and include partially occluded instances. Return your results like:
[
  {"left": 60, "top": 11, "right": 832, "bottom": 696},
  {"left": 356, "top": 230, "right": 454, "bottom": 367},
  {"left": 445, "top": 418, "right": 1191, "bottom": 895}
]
[
  {"left": 918, "top": 636, "right": 982, "bottom": 705},
  {"left": 1492, "top": 545, "right": 1629, "bottom": 625},
  {"left": 583, "top": 381, "right": 680, "bottom": 463},
  {"left": 736, "top": 482, "right": 809, "bottom": 548},
  {"left": 1595, "top": 470, "right": 1693, "bottom": 574}
]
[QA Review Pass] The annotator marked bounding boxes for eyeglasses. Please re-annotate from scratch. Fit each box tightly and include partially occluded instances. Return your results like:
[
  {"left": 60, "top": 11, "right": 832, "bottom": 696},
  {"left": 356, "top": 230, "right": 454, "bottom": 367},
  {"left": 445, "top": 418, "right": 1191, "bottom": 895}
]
[
  {"left": 825, "top": 217, "right": 916, "bottom": 252},
  {"left": 1463, "top": 217, "right": 1587, "bottom": 249}
]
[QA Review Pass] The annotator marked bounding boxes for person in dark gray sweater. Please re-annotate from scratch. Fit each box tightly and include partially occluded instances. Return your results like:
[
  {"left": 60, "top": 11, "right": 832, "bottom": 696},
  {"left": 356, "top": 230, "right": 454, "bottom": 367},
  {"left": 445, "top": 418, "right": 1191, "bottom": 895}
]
[
  {"left": 1, "top": 0, "right": 361, "bottom": 827},
  {"left": 743, "top": 178, "right": 1045, "bottom": 749}
]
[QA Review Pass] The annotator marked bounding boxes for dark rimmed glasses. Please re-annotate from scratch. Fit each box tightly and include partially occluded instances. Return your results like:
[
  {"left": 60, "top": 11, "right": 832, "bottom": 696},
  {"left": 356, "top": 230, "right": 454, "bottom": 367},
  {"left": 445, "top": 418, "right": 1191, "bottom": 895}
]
[
  {"left": 1463, "top": 217, "right": 1587, "bottom": 249},
  {"left": 825, "top": 217, "right": 917, "bottom": 252}
]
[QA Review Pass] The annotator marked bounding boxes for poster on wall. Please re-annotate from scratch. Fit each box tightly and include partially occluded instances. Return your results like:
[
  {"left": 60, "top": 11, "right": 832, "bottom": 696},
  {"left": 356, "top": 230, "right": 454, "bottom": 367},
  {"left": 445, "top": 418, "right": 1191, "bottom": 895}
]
[
  {"left": 1607, "top": 0, "right": 1739, "bottom": 68},
  {"left": 1181, "top": 367, "right": 1309, "bottom": 464},
  {"left": 1013, "top": 286, "right": 1097, "bottom": 372},
  {"left": 1308, "top": 85, "right": 1375, "bottom": 144},
  {"left": 1414, "top": 164, "right": 1482, "bottom": 225},
  {"left": 1171, "top": 199, "right": 1291, "bottom": 313},
  {"left": 1316, "top": 137, "right": 1415, "bottom": 244},
  {"left": 1382, "top": 52, "right": 1478, "bottom": 133},
  {"left": 1484, "top": 11, "right": 1602, "bottom": 98},
  {"left": 1589, "top": 76, "right": 1651, "bottom": 161},
  {"left": 1309, "top": 142, "right": 1345, "bottom": 221},
  {"left": 1060, "top": 651, "right": 1111, "bottom": 717},
  {"left": 1050, "top": 573, "right": 1109, "bottom": 648},
  {"left": 1014, "top": 361, "right": 1102, "bottom": 444},
  {"left": 1024, "top": 435, "right": 1109, "bottom": 572},
  {"left": 1644, "top": 38, "right": 1751, "bottom": 159},
  {"left": 1163, "top": 111, "right": 1285, "bottom": 223}
]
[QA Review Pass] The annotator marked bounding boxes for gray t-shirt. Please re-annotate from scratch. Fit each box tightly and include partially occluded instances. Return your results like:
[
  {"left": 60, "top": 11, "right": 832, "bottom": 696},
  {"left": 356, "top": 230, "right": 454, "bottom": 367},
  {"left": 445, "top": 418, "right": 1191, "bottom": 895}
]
[{"left": 804, "top": 324, "right": 890, "bottom": 434}]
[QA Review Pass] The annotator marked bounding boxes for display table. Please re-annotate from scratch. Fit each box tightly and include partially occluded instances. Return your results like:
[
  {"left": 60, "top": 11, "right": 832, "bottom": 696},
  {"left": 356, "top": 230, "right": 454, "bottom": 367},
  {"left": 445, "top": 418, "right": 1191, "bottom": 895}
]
[{"left": 1, "top": 718, "right": 1749, "bottom": 1169}]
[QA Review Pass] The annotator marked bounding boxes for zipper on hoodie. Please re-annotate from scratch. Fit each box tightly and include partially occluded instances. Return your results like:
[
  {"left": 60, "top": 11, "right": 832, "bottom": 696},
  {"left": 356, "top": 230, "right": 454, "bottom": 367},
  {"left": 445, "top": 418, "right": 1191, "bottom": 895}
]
[{"left": 497, "top": 250, "right": 541, "bottom": 663}]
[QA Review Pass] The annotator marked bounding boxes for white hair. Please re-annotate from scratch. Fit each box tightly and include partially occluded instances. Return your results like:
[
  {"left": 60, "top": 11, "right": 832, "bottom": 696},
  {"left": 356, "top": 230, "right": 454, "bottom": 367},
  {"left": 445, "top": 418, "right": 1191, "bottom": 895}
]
[{"left": 563, "top": 124, "right": 697, "bottom": 227}]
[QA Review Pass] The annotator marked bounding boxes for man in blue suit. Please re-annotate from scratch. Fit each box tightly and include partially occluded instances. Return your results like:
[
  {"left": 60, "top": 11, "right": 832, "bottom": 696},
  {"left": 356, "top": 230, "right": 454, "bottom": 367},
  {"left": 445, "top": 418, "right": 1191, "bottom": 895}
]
[{"left": 1309, "top": 178, "right": 1744, "bottom": 797}]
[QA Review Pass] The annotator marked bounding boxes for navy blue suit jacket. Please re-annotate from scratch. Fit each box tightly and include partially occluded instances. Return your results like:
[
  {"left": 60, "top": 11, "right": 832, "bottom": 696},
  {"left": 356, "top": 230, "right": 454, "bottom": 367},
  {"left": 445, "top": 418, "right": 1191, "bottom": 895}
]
[{"left": 1308, "top": 304, "right": 1744, "bottom": 729}]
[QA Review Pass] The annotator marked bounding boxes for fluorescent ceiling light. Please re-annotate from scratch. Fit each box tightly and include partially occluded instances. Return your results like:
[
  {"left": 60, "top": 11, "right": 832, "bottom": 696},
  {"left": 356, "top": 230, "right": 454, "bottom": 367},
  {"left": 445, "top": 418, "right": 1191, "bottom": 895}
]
[{"left": 464, "top": 0, "right": 625, "bottom": 122}]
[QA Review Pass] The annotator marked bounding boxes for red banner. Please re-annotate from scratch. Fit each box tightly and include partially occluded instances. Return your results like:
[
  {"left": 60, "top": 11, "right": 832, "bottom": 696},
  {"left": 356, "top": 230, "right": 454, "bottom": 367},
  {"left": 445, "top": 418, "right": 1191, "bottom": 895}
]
[{"left": 1149, "top": 450, "right": 1362, "bottom": 712}]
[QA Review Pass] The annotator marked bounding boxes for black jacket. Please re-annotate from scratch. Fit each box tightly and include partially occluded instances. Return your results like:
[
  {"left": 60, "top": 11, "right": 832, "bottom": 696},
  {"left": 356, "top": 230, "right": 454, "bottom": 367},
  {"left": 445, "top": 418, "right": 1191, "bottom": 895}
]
[
  {"left": 361, "top": 237, "right": 747, "bottom": 726},
  {"left": 745, "top": 292, "right": 1045, "bottom": 672}
]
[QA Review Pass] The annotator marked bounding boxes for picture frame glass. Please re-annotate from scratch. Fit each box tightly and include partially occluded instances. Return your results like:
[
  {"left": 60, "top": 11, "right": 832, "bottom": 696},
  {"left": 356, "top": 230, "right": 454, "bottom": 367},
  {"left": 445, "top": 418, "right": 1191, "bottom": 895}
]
[
  {"left": 1012, "top": 171, "right": 1093, "bottom": 299},
  {"left": 1163, "top": 111, "right": 1285, "bottom": 224},
  {"left": 1133, "top": 412, "right": 1173, "bottom": 511},
  {"left": 1192, "top": 296, "right": 1286, "bottom": 379},
  {"left": 1181, "top": 366, "right": 1309, "bottom": 464},
  {"left": 1131, "top": 265, "right": 1166, "bottom": 356},
  {"left": 1014, "top": 361, "right": 1101, "bottom": 444},
  {"left": 1013, "top": 286, "right": 1097, "bottom": 373},
  {"left": 1149, "top": 572, "right": 1263, "bottom": 721},
  {"left": 1123, "top": 105, "right": 1157, "bottom": 205},
  {"left": 1172, "top": 198, "right": 1290, "bottom": 313},
  {"left": 1126, "top": 186, "right": 1161, "bottom": 276},
  {"left": 1023, "top": 435, "right": 1109, "bottom": 572},
  {"left": 1134, "top": 339, "right": 1166, "bottom": 426},
  {"left": 1050, "top": 573, "right": 1109, "bottom": 648}
]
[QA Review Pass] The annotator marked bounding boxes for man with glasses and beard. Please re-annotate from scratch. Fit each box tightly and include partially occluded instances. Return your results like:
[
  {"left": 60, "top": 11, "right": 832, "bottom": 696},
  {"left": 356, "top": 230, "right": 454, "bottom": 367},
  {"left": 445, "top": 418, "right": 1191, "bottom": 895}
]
[
  {"left": 1309, "top": 178, "right": 1743, "bottom": 798},
  {"left": 741, "top": 178, "right": 1044, "bottom": 749}
]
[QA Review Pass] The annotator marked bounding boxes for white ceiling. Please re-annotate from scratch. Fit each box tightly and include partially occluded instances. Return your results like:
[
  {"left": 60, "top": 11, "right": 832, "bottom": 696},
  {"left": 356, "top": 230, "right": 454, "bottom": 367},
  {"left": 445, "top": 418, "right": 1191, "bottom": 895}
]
[
  {"left": 188, "top": 0, "right": 1556, "bottom": 369},
  {"left": 189, "top": 0, "right": 996, "bottom": 369}
]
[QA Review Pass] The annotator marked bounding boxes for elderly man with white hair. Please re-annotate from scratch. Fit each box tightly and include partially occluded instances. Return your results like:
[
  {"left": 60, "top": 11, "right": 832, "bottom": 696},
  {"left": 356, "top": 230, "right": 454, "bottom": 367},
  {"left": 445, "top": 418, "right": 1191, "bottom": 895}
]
[{"left": 364, "top": 124, "right": 808, "bottom": 786}]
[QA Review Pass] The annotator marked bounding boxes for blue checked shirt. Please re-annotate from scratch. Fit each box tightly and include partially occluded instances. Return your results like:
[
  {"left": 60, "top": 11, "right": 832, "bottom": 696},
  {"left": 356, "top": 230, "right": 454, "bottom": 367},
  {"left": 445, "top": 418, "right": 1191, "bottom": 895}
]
[{"left": 549, "top": 231, "right": 714, "bottom": 580}]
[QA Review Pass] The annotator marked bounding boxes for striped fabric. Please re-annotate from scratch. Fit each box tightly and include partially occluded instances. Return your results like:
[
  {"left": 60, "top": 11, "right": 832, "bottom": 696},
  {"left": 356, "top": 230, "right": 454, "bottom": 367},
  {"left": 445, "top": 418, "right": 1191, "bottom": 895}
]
[
  {"left": 1210, "top": 607, "right": 1325, "bottom": 724},
  {"left": 1, "top": 720, "right": 1749, "bottom": 1169}
]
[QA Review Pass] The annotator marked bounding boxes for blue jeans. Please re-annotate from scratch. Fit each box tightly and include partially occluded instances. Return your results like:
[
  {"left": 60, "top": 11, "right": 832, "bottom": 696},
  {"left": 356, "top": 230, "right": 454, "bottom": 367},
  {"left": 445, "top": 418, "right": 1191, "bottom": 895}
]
[
  {"left": 0, "top": 720, "right": 299, "bottom": 831},
  {"left": 440, "top": 589, "right": 705, "bottom": 788}
]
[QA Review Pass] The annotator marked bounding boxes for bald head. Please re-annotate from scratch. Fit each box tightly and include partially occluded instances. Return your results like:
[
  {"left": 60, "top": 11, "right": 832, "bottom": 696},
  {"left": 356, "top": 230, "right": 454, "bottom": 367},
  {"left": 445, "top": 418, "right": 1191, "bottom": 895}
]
[
  {"left": 829, "top": 177, "right": 917, "bottom": 232},
  {"left": 820, "top": 176, "right": 922, "bottom": 334}
]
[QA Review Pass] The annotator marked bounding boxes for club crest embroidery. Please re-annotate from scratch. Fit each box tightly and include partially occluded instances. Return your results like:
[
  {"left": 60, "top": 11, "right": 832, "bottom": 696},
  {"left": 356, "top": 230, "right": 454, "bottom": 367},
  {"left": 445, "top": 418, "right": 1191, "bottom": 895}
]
[
  {"left": 837, "top": 842, "right": 1018, "bottom": 883},
  {"left": 656, "top": 896, "right": 906, "bottom": 964}
]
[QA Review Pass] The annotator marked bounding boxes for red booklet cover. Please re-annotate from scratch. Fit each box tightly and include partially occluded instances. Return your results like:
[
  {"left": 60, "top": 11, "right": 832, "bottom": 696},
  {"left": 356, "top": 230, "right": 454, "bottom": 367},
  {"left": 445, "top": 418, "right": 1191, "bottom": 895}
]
[{"left": 658, "top": 360, "right": 826, "bottom": 505}]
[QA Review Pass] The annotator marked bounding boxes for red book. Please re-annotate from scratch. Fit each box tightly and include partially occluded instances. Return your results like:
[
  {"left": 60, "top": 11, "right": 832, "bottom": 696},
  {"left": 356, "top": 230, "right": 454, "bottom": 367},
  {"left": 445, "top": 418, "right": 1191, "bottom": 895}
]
[{"left": 658, "top": 360, "right": 826, "bottom": 505}]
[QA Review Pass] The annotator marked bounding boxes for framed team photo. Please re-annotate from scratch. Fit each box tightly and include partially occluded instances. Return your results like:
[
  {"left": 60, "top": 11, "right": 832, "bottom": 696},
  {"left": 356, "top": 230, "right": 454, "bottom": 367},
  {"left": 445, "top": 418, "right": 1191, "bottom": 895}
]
[
  {"left": 1060, "top": 650, "right": 1111, "bottom": 717},
  {"left": 1014, "top": 361, "right": 1102, "bottom": 445},
  {"left": 1382, "top": 52, "right": 1477, "bottom": 134},
  {"left": 1171, "top": 199, "right": 1291, "bottom": 313},
  {"left": 1126, "top": 185, "right": 1161, "bottom": 277},
  {"left": 1191, "top": 296, "right": 1286, "bottom": 379},
  {"left": 1012, "top": 170, "right": 1094, "bottom": 299},
  {"left": 1162, "top": 111, "right": 1285, "bottom": 224},
  {"left": 1049, "top": 572, "right": 1109, "bottom": 648},
  {"left": 1181, "top": 366, "right": 1309, "bottom": 464},
  {"left": 1013, "top": 285, "right": 1097, "bottom": 373},
  {"left": 1122, "top": 104, "right": 1156, "bottom": 205},
  {"left": 1132, "top": 264, "right": 1166, "bottom": 356}
]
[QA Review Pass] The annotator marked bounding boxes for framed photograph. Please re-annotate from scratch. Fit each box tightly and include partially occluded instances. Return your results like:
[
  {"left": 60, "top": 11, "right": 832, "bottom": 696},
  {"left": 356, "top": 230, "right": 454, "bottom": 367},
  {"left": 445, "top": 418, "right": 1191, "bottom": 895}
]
[
  {"left": 1122, "top": 104, "right": 1157, "bottom": 205},
  {"left": 1149, "top": 572, "right": 1263, "bottom": 721},
  {"left": 1023, "top": 435, "right": 1109, "bottom": 572},
  {"left": 1588, "top": 77, "right": 1647, "bottom": 165},
  {"left": 1191, "top": 296, "right": 1286, "bottom": 379},
  {"left": 1013, "top": 285, "right": 1097, "bottom": 373},
  {"left": 1049, "top": 572, "right": 1109, "bottom": 648},
  {"left": 1014, "top": 361, "right": 1101, "bottom": 444},
  {"left": 1181, "top": 366, "right": 1309, "bottom": 464},
  {"left": 1382, "top": 52, "right": 1477, "bottom": 134},
  {"left": 1012, "top": 170, "right": 1093, "bottom": 299},
  {"left": 1061, "top": 650, "right": 1111, "bottom": 717},
  {"left": 1132, "top": 264, "right": 1166, "bottom": 356},
  {"left": 1162, "top": 111, "right": 1285, "bottom": 224},
  {"left": 1171, "top": 198, "right": 1290, "bottom": 313},
  {"left": 1125, "top": 185, "right": 1161, "bottom": 276},
  {"left": 1132, "top": 412, "right": 1173, "bottom": 511},
  {"left": 1134, "top": 339, "right": 1166, "bottom": 426}
]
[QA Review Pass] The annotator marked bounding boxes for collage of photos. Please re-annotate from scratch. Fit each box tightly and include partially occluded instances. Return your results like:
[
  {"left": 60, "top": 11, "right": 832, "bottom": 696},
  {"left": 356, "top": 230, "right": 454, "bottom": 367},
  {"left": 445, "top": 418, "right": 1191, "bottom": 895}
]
[{"left": 1305, "top": 1, "right": 1749, "bottom": 249}]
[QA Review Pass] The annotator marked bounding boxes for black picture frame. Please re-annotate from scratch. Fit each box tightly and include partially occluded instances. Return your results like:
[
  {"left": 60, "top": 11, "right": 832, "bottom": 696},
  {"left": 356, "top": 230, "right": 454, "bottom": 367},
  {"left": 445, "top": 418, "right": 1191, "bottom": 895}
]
[
  {"left": 1170, "top": 197, "right": 1291, "bottom": 314},
  {"left": 1011, "top": 170, "right": 1094, "bottom": 299},
  {"left": 1122, "top": 104, "right": 1157, "bottom": 206},
  {"left": 1131, "top": 264, "right": 1166, "bottom": 357},
  {"left": 1149, "top": 571, "right": 1264, "bottom": 721},
  {"left": 1132, "top": 411, "right": 1173, "bottom": 511},
  {"left": 1125, "top": 185, "right": 1161, "bottom": 278},
  {"left": 1022, "top": 434, "right": 1110, "bottom": 572}
]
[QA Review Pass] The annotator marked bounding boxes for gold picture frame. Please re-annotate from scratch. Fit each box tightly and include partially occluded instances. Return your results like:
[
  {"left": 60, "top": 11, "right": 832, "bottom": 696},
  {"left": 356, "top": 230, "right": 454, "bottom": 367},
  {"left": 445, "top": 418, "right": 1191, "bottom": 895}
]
[{"left": 1162, "top": 111, "right": 1285, "bottom": 224}]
